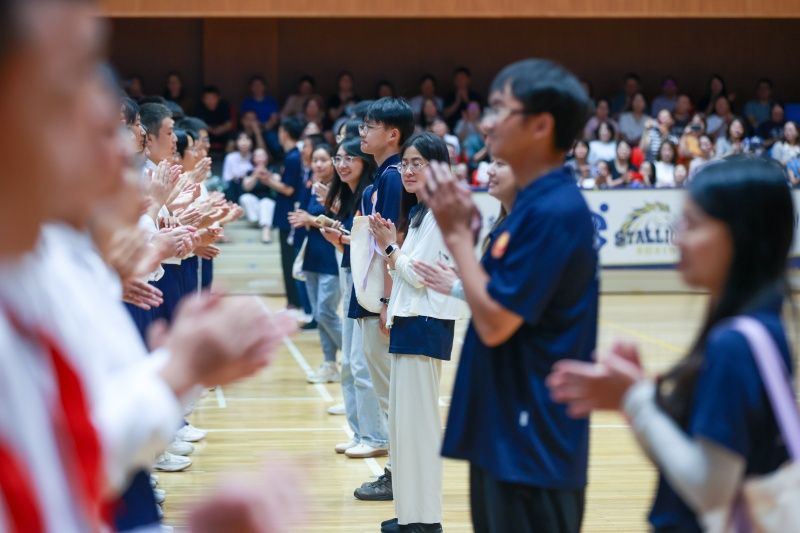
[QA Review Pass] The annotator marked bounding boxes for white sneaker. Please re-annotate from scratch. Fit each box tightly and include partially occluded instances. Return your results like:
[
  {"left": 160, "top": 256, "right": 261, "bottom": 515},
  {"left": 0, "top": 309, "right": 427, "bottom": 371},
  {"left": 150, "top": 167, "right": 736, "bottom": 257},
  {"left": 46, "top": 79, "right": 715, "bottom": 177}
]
[
  {"left": 150, "top": 474, "right": 159, "bottom": 487},
  {"left": 327, "top": 403, "right": 346, "bottom": 415},
  {"left": 157, "top": 504, "right": 164, "bottom": 519},
  {"left": 307, "top": 362, "right": 340, "bottom": 384},
  {"left": 345, "top": 443, "right": 389, "bottom": 459},
  {"left": 335, "top": 438, "right": 359, "bottom": 454},
  {"left": 153, "top": 487, "right": 166, "bottom": 504},
  {"left": 167, "top": 438, "right": 194, "bottom": 456},
  {"left": 161, "top": 527, "right": 174, "bottom": 533},
  {"left": 154, "top": 452, "right": 192, "bottom": 472},
  {"left": 176, "top": 423, "right": 207, "bottom": 442}
]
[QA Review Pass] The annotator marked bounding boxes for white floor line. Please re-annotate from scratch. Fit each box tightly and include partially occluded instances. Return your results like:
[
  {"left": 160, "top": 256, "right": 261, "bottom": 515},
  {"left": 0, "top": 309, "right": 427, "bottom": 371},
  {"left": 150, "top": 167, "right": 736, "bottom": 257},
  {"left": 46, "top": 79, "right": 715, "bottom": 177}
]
[
  {"left": 215, "top": 386, "right": 227, "bottom": 408},
  {"left": 364, "top": 458, "right": 384, "bottom": 476},
  {"left": 283, "top": 336, "right": 335, "bottom": 401}
]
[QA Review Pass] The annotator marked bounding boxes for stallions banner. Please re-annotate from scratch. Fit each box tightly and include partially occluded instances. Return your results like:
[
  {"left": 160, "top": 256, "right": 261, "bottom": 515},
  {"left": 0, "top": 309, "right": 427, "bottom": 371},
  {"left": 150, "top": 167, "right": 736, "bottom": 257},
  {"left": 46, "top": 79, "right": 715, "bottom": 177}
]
[{"left": 474, "top": 189, "right": 800, "bottom": 268}]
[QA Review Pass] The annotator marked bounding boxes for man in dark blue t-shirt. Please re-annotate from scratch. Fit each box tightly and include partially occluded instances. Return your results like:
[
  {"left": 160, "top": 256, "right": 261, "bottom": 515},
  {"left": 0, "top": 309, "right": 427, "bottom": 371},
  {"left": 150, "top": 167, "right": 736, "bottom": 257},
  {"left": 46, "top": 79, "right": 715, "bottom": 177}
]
[
  {"left": 348, "top": 98, "right": 415, "bottom": 505},
  {"left": 423, "top": 59, "right": 597, "bottom": 533},
  {"left": 266, "top": 116, "right": 305, "bottom": 309}
]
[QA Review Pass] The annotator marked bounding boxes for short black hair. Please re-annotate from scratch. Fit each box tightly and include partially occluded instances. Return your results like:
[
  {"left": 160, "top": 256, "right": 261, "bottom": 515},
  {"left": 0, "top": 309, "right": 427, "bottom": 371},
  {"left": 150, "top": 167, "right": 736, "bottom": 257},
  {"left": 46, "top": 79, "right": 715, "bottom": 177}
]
[
  {"left": 249, "top": 75, "right": 265, "bottom": 85},
  {"left": 454, "top": 67, "right": 471, "bottom": 77},
  {"left": 304, "top": 133, "right": 327, "bottom": 151},
  {"left": 202, "top": 85, "right": 220, "bottom": 95},
  {"left": 340, "top": 119, "right": 362, "bottom": 141},
  {"left": 364, "top": 97, "right": 415, "bottom": 146},
  {"left": 175, "top": 128, "right": 191, "bottom": 158},
  {"left": 757, "top": 77, "right": 774, "bottom": 89},
  {"left": 280, "top": 116, "right": 306, "bottom": 141},
  {"left": 299, "top": 75, "right": 316, "bottom": 87},
  {"left": 122, "top": 97, "right": 140, "bottom": 126},
  {"left": 352, "top": 100, "right": 373, "bottom": 120},
  {"left": 177, "top": 116, "right": 209, "bottom": 138},
  {"left": 139, "top": 95, "right": 168, "bottom": 106},
  {"left": 490, "top": 58, "right": 590, "bottom": 152},
  {"left": 164, "top": 100, "right": 185, "bottom": 120},
  {"left": 624, "top": 72, "right": 641, "bottom": 83},
  {"left": 420, "top": 73, "right": 437, "bottom": 85},
  {"left": 140, "top": 103, "right": 173, "bottom": 138}
]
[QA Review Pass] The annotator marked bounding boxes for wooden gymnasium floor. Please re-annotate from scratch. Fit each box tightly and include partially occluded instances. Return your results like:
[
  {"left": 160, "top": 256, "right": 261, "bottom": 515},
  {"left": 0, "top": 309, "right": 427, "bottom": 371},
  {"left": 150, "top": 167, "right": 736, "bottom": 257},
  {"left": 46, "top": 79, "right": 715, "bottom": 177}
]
[{"left": 160, "top": 221, "right": 711, "bottom": 532}]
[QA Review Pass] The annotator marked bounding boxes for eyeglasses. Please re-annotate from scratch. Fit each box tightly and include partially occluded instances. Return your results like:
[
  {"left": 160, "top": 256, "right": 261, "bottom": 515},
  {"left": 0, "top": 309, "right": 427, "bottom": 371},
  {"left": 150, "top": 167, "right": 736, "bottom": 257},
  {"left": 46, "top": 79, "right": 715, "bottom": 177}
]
[
  {"left": 484, "top": 106, "right": 528, "bottom": 123},
  {"left": 334, "top": 155, "right": 356, "bottom": 166},
  {"left": 358, "top": 122, "right": 381, "bottom": 135},
  {"left": 398, "top": 161, "right": 428, "bottom": 173}
]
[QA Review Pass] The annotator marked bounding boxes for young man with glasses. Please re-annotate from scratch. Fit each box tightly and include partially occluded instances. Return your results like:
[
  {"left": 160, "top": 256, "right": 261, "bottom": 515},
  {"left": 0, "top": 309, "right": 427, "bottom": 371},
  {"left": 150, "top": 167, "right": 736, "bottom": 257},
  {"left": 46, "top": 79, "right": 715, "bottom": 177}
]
[
  {"left": 422, "top": 59, "right": 597, "bottom": 533},
  {"left": 350, "top": 98, "right": 415, "bottom": 501}
]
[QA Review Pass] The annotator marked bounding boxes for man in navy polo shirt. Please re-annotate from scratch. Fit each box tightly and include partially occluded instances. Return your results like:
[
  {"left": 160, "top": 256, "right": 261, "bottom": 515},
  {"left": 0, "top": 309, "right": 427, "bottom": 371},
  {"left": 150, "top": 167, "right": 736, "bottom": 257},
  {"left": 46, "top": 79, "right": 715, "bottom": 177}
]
[
  {"left": 423, "top": 59, "right": 597, "bottom": 532},
  {"left": 350, "top": 98, "right": 415, "bottom": 502}
]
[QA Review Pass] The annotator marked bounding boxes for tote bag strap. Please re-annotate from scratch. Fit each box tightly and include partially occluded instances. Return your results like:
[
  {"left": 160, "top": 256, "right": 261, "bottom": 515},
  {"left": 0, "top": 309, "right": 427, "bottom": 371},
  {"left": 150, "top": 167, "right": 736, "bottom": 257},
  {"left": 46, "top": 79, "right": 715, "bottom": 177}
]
[{"left": 730, "top": 316, "right": 800, "bottom": 459}]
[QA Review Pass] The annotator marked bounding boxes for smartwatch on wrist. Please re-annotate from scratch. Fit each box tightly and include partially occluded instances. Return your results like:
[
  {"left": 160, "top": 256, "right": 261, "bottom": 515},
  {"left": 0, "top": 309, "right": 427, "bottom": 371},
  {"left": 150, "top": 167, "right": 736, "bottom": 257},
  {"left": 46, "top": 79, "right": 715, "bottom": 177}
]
[
  {"left": 379, "top": 297, "right": 390, "bottom": 305},
  {"left": 385, "top": 243, "right": 398, "bottom": 257}
]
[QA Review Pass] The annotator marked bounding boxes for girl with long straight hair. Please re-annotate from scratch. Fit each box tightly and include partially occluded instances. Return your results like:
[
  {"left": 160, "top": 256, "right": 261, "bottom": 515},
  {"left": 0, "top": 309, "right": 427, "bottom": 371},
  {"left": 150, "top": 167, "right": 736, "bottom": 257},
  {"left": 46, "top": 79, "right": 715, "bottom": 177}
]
[{"left": 548, "top": 156, "right": 796, "bottom": 532}]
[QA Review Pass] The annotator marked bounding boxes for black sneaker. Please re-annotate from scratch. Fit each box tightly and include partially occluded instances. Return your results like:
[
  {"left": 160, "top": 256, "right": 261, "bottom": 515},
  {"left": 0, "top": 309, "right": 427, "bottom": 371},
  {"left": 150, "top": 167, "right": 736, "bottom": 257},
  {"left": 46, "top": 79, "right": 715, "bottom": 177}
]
[
  {"left": 381, "top": 520, "right": 442, "bottom": 533},
  {"left": 301, "top": 320, "right": 318, "bottom": 330},
  {"left": 354, "top": 468, "right": 393, "bottom": 501}
]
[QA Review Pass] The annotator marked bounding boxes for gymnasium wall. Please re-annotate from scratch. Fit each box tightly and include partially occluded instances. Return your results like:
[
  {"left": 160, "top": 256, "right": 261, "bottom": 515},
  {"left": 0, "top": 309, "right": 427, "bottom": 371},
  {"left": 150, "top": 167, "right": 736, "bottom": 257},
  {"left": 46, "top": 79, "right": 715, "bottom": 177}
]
[{"left": 109, "top": 18, "right": 800, "bottom": 108}]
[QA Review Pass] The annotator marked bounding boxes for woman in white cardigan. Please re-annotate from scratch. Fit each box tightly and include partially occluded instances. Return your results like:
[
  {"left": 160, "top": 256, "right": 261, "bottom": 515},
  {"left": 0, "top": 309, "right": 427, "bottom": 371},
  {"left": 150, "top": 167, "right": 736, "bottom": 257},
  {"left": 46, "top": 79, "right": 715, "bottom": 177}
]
[{"left": 369, "top": 133, "right": 467, "bottom": 533}]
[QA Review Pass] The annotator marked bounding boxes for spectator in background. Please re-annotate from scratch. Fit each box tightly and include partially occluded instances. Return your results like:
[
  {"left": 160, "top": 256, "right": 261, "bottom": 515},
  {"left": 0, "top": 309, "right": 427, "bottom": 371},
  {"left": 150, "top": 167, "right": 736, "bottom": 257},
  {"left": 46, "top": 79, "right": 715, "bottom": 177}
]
[
  {"left": 588, "top": 121, "right": 618, "bottom": 165},
  {"left": 418, "top": 98, "right": 442, "bottom": 131},
  {"left": 786, "top": 155, "right": 800, "bottom": 186},
  {"left": 375, "top": 80, "right": 396, "bottom": 99},
  {"left": 697, "top": 74, "right": 731, "bottom": 117},
  {"left": 651, "top": 76, "right": 679, "bottom": 116},
  {"left": 618, "top": 93, "right": 650, "bottom": 144},
  {"left": 222, "top": 131, "right": 254, "bottom": 203},
  {"left": 639, "top": 160, "right": 656, "bottom": 187},
  {"left": 303, "top": 95, "right": 327, "bottom": 131},
  {"left": 653, "top": 140, "right": 677, "bottom": 188},
  {"left": 678, "top": 114, "right": 706, "bottom": 162},
  {"left": 443, "top": 67, "right": 481, "bottom": 129},
  {"left": 671, "top": 94, "right": 693, "bottom": 136},
  {"left": 610, "top": 72, "right": 642, "bottom": 116},
  {"left": 641, "top": 109, "right": 679, "bottom": 161},
  {"left": 743, "top": 78, "right": 774, "bottom": 129},
  {"left": 126, "top": 74, "right": 145, "bottom": 101},
  {"left": 198, "top": 85, "right": 234, "bottom": 154},
  {"left": 282, "top": 75, "right": 318, "bottom": 118},
  {"left": 163, "top": 71, "right": 194, "bottom": 114},
  {"left": 771, "top": 121, "right": 800, "bottom": 166},
  {"left": 464, "top": 116, "right": 490, "bottom": 175},
  {"left": 688, "top": 134, "right": 714, "bottom": 179},
  {"left": 674, "top": 163, "right": 688, "bottom": 187},
  {"left": 227, "top": 109, "right": 267, "bottom": 154},
  {"left": 715, "top": 117, "right": 750, "bottom": 158},
  {"left": 583, "top": 98, "right": 619, "bottom": 141},
  {"left": 410, "top": 74, "right": 443, "bottom": 119},
  {"left": 455, "top": 101, "right": 482, "bottom": 144},
  {"left": 609, "top": 140, "right": 635, "bottom": 186},
  {"left": 240, "top": 75, "right": 280, "bottom": 132},
  {"left": 566, "top": 140, "right": 594, "bottom": 186},
  {"left": 240, "top": 148, "right": 277, "bottom": 243},
  {"left": 706, "top": 94, "right": 736, "bottom": 140},
  {"left": 327, "top": 71, "right": 360, "bottom": 126},
  {"left": 593, "top": 160, "right": 613, "bottom": 189},
  {"left": 756, "top": 102, "right": 787, "bottom": 151},
  {"left": 430, "top": 117, "right": 461, "bottom": 156}
]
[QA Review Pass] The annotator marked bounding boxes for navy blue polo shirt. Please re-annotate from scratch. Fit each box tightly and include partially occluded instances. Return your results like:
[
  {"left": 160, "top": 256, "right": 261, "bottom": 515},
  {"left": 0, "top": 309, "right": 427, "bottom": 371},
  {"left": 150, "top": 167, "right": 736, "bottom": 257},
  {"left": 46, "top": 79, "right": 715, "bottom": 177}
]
[
  {"left": 390, "top": 316, "right": 456, "bottom": 360},
  {"left": 441, "top": 167, "right": 599, "bottom": 490},
  {"left": 274, "top": 147, "right": 303, "bottom": 231},
  {"left": 301, "top": 191, "right": 339, "bottom": 276},
  {"left": 649, "top": 295, "right": 792, "bottom": 532},
  {"left": 292, "top": 169, "right": 313, "bottom": 251},
  {"left": 348, "top": 154, "right": 403, "bottom": 319}
]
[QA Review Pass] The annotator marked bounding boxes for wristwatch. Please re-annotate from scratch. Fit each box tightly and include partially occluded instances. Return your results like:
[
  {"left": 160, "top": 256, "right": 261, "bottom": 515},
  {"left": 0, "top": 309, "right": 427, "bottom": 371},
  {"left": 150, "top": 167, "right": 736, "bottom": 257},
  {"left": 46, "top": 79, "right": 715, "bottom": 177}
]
[
  {"left": 379, "top": 297, "right": 390, "bottom": 305},
  {"left": 385, "top": 243, "right": 398, "bottom": 257}
]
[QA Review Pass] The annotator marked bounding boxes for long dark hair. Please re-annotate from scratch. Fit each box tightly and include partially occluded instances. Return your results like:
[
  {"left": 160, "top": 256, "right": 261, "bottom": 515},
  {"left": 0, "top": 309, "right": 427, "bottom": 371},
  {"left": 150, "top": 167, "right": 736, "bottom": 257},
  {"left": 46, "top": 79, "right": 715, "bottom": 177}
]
[
  {"left": 656, "top": 155, "right": 795, "bottom": 425},
  {"left": 397, "top": 132, "right": 450, "bottom": 237},
  {"left": 325, "top": 138, "right": 376, "bottom": 220}
]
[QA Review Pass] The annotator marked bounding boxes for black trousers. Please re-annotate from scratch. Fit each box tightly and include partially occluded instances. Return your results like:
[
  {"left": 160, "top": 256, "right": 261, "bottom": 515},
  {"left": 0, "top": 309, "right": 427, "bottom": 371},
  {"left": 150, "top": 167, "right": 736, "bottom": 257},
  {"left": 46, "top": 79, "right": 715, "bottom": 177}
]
[
  {"left": 279, "top": 228, "right": 301, "bottom": 308},
  {"left": 470, "top": 464, "right": 585, "bottom": 533}
]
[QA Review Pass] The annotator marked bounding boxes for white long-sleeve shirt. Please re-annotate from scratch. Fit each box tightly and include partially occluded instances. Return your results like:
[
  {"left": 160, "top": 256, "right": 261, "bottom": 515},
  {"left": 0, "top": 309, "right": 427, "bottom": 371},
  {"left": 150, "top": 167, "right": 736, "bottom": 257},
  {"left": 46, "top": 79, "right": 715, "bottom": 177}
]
[
  {"left": 0, "top": 224, "right": 188, "bottom": 495},
  {"left": 387, "top": 209, "right": 468, "bottom": 327}
]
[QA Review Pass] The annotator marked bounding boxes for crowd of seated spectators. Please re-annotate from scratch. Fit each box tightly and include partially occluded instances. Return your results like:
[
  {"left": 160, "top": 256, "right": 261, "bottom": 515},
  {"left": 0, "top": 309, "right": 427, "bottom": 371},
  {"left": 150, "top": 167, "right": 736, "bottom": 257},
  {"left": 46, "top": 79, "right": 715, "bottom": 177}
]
[{"left": 122, "top": 69, "right": 800, "bottom": 190}]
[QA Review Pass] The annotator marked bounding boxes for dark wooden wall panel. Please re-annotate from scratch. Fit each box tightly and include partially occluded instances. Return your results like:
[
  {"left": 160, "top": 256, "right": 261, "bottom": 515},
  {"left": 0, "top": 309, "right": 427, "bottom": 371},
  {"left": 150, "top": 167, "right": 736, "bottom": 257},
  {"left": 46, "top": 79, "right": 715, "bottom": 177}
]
[{"left": 108, "top": 18, "right": 800, "bottom": 110}]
